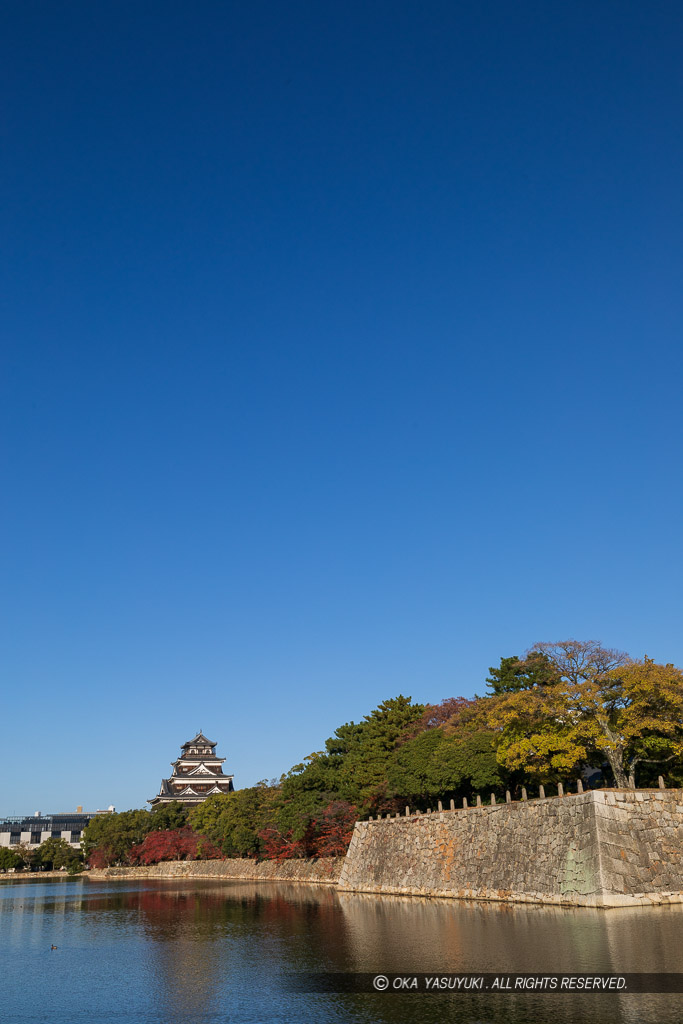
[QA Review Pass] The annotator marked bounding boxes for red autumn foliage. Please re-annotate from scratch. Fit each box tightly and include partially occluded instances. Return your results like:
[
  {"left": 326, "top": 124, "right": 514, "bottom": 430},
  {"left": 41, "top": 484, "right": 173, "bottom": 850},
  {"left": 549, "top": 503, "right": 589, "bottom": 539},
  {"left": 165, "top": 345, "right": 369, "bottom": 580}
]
[
  {"left": 258, "top": 801, "right": 358, "bottom": 860},
  {"left": 399, "top": 697, "right": 477, "bottom": 742},
  {"left": 129, "top": 829, "right": 222, "bottom": 866},
  {"left": 308, "top": 801, "right": 358, "bottom": 856},
  {"left": 88, "top": 846, "right": 117, "bottom": 869},
  {"left": 257, "top": 827, "right": 307, "bottom": 861}
]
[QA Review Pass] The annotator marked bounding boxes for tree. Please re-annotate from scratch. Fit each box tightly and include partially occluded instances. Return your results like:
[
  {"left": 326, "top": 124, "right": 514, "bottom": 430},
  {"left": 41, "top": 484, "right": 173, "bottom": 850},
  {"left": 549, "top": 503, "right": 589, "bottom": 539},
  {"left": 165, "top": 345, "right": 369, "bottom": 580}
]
[
  {"left": 401, "top": 697, "right": 477, "bottom": 737},
  {"left": 257, "top": 800, "right": 358, "bottom": 860},
  {"left": 36, "top": 837, "right": 82, "bottom": 872},
  {"left": 258, "top": 826, "right": 307, "bottom": 861},
  {"left": 486, "top": 685, "right": 586, "bottom": 784},
  {"left": 0, "top": 847, "right": 22, "bottom": 871},
  {"left": 12, "top": 842, "right": 37, "bottom": 870},
  {"left": 308, "top": 801, "right": 358, "bottom": 857},
  {"left": 389, "top": 715, "right": 504, "bottom": 804},
  {"left": 567, "top": 658, "right": 683, "bottom": 787},
  {"left": 147, "top": 801, "right": 189, "bottom": 832},
  {"left": 88, "top": 847, "right": 117, "bottom": 870},
  {"left": 485, "top": 652, "right": 561, "bottom": 694},
  {"left": 129, "top": 829, "right": 221, "bottom": 865},
  {"left": 387, "top": 727, "right": 447, "bottom": 801},
  {"left": 82, "top": 809, "right": 151, "bottom": 866},
  {"left": 447, "top": 729, "right": 506, "bottom": 792},
  {"left": 529, "top": 639, "right": 629, "bottom": 685},
  {"left": 487, "top": 648, "right": 683, "bottom": 788},
  {"left": 485, "top": 640, "right": 632, "bottom": 783},
  {"left": 331, "top": 695, "right": 426, "bottom": 811},
  {"left": 275, "top": 696, "right": 426, "bottom": 829},
  {"left": 189, "top": 785, "right": 280, "bottom": 858}
]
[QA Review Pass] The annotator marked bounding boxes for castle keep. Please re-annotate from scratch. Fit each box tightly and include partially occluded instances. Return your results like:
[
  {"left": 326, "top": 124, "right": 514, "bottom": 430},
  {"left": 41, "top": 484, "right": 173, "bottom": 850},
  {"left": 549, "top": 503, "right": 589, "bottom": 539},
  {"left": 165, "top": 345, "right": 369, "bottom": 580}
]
[{"left": 149, "top": 732, "right": 234, "bottom": 807}]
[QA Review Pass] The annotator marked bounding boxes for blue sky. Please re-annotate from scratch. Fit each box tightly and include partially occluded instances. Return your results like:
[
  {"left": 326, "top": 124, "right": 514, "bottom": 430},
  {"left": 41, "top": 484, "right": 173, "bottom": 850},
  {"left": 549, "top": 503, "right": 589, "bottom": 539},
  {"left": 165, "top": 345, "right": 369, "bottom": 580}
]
[{"left": 2, "top": 2, "right": 682, "bottom": 813}]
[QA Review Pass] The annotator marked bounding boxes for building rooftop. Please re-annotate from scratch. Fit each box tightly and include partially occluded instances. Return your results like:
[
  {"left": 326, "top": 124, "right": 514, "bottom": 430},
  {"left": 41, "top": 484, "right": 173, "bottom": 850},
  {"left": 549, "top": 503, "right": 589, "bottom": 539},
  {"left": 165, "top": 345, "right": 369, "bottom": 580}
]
[{"left": 181, "top": 731, "right": 216, "bottom": 749}]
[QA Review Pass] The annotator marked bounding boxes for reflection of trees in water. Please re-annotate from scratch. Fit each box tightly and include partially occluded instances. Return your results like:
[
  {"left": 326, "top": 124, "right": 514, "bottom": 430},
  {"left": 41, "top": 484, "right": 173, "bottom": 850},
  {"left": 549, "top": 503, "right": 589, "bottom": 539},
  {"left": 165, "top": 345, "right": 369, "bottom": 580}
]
[
  {"left": 98, "top": 882, "right": 355, "bottom": 1023},
  {"left": 127, "top": 881, "right": 342, "bottom": 939},
  {"left": 133, "top": 887, "right": 227, "bottom": 1021}
]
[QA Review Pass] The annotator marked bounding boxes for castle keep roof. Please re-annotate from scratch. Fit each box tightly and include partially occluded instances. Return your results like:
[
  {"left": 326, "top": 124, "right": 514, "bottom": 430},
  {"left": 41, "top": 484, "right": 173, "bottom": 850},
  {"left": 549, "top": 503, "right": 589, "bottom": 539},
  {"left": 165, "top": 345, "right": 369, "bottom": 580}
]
[{"left": 181, "top": 732, "right": 216, "bottom": 749}]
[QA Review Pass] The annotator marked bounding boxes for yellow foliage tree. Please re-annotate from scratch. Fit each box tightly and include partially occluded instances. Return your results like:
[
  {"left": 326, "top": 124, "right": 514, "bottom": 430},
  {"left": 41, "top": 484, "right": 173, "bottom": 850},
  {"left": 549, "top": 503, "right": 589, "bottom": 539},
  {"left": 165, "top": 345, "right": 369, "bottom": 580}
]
[{"left": 487, "top": 652, "right": 683, "bottom": 788}]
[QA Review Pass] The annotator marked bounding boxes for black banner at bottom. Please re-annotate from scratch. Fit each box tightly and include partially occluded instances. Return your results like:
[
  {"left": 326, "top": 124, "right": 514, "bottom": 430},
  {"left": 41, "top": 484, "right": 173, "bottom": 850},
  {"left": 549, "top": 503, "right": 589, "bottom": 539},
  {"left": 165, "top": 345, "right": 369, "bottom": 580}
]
[{"left": 284, "top": 973, "right": 683, "bottom": 994}]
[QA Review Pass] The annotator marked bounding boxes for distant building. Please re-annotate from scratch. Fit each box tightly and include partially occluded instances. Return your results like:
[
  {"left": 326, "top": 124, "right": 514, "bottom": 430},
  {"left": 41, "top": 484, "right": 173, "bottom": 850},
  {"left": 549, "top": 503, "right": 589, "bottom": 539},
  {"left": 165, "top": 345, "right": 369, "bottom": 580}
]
[
  {"left": 148, "top": 732, "right": 234, "bottom": 807},
  {"left": 0, "top": 808, "right": 113, "bottom": 850}
]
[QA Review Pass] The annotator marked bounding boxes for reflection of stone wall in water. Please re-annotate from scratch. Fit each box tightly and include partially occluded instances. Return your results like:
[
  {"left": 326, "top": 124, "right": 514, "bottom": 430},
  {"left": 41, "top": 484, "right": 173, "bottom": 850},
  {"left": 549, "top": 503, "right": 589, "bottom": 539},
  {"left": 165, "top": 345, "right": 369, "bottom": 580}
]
[
  {"left": 334, "top": 893, "right": 683, "bottom": 1024},
  {"left": 335, "top": 890, "right": 673, "bottom": 970},
  {"left": 338, "top": 789, "right": 683, "bottom": 907}
]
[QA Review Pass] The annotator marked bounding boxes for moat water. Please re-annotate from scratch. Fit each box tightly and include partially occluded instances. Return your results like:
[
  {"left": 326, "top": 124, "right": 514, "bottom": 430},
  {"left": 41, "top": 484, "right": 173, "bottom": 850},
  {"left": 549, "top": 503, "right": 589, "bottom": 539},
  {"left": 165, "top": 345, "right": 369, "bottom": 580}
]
[{"left": 1, "top": 877, "right": 681, "bottom": 1023}]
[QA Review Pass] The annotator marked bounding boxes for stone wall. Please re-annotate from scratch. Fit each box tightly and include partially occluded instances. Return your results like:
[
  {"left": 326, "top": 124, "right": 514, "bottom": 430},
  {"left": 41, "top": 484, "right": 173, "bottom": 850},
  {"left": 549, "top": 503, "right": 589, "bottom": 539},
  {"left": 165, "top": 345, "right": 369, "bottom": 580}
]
[
  {"left": 88, "top": 856, "right": 344, "bottom": 885},
  {"left": 0, "top": 870, "right": 73, "bottom": 883},
  {"left": 338, "top": 789, "right": 683, "bottom": 908}
]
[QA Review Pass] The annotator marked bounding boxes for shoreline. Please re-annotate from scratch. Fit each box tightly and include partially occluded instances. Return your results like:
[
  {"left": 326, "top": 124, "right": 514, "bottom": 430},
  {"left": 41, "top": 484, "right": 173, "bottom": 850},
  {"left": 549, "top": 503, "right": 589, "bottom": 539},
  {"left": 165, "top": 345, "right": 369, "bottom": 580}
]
[
  {"left": 1, "top": 857, "right": 345, "bottom": 886},
  {"left": 88, "top": 856, "right": 344, "bottom": 885},
  {"left": 0, "top": 870, "right": 76, "bottom": 883},
  {"left": 4, "top": 860, "right": 683, "bottom": 909}
]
